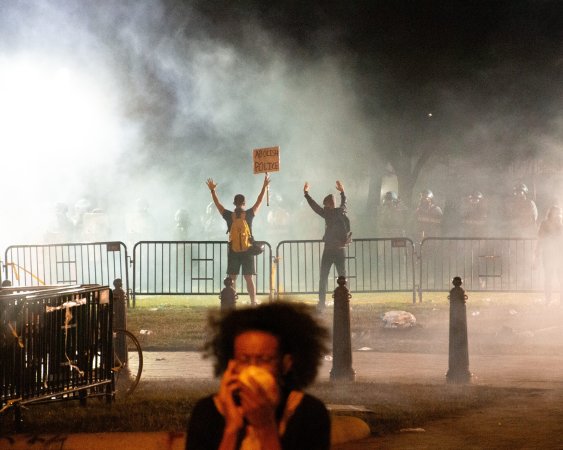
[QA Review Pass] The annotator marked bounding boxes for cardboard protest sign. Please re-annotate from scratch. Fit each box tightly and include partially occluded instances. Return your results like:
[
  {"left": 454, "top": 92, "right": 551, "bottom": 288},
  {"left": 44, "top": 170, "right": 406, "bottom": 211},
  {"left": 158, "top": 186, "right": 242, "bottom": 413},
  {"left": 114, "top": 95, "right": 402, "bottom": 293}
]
[{"left": 253, "top": 146, "right": 280, "bottom": 174}]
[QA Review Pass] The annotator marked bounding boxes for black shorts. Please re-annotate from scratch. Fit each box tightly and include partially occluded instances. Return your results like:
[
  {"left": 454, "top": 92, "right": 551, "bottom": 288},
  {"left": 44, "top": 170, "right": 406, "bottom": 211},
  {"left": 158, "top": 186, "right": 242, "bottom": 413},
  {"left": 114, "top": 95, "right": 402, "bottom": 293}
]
[{"left": 227, "top": 249, "right": 255, "bottom": 276}]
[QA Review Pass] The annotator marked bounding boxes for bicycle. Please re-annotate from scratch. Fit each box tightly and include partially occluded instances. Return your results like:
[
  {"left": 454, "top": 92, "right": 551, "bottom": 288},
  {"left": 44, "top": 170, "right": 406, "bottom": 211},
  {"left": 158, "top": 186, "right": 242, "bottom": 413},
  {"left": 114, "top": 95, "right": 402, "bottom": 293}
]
[{"left": 111, "top": 328, "right": 143, "bottom": 398}]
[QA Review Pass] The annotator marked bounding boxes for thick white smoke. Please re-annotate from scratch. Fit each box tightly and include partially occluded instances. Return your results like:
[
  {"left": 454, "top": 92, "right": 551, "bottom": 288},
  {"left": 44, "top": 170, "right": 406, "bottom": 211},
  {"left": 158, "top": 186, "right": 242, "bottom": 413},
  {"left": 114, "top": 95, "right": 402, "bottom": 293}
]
[
  {"left": 0, "top": 0, "right": 377, "bottom": 252},
  {"left": 0, "top": 0, "right": 560, "bottom": 253}
]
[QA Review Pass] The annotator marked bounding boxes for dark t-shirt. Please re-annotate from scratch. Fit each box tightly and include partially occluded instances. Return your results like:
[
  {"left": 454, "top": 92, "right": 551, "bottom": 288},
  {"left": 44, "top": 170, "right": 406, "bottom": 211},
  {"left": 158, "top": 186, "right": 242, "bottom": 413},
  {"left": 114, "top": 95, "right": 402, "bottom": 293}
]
[
  {"left": 185, "top": 393, "right": 331, "bottom": 450},
  {"left": 222, "top": 209, "right": 256, "bottom": 235}
]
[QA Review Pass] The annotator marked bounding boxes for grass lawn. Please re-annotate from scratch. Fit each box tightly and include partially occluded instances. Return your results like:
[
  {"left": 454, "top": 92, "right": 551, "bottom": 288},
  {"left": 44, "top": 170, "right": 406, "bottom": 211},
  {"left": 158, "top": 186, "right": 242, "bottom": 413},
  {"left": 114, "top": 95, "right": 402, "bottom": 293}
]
[
  {"left": 126, "top": 292, "right": 420, "bottom": 350},
  {"left": 3, "top": 291, "right": 559, "bottom": 438},
  {"left": 1, "top": 379, "right": 527, "bottom": 436},
  {"left": 125, "top": 291, "right": 551, "bottom": 354}
]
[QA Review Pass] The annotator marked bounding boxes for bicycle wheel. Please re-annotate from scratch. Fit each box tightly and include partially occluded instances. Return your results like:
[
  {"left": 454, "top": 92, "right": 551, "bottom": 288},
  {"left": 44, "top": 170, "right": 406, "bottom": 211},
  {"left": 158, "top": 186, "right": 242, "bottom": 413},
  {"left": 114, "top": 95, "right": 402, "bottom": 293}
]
[{"left": 112, "top": 329, "right": 143, "bottom": 398}]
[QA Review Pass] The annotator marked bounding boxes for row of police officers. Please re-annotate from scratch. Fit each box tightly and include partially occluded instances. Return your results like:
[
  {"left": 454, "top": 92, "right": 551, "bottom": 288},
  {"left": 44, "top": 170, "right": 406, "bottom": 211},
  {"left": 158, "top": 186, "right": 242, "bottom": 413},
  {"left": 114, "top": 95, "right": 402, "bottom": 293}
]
[{"left": 378, "top": 183, "right": 539, "bottom": 241}]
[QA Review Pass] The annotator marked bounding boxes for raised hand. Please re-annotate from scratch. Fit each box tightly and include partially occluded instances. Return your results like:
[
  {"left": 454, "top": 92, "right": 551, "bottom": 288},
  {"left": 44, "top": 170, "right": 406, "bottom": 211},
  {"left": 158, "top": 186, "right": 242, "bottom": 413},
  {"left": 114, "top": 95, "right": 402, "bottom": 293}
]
[{"left": 207, "top": 179, "right": 217, "bottom": 191}]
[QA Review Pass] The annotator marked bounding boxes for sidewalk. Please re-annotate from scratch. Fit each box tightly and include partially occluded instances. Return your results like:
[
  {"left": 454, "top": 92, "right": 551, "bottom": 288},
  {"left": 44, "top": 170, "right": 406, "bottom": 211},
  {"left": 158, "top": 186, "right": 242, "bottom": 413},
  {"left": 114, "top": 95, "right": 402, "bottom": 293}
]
[{"left": 142, "top": 350, "right": 563, "bottom": 389}]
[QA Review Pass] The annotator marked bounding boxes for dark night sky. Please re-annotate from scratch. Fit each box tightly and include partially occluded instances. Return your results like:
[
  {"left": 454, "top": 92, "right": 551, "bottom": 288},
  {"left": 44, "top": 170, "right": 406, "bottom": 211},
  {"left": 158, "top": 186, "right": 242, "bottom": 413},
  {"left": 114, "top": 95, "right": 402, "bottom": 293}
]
[
  {"left": 183, "top": 0, "right": 563, "bottom": 156},
  {"left": 193, "top": 0, "right": 562, "bottom": 107},
  {"left": 191, "top": 1, "right": 562, "bottom": 72}
]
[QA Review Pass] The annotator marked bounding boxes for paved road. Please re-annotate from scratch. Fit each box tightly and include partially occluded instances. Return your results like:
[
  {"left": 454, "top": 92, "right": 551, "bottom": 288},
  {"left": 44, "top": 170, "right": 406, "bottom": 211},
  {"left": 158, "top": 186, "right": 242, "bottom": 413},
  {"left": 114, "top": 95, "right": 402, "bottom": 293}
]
[
  {"left": 141, "top": 351, "right": 563, "bottom": 449},
  {"left": 143, "top": 350, "right": 563, "bottom": 389}
]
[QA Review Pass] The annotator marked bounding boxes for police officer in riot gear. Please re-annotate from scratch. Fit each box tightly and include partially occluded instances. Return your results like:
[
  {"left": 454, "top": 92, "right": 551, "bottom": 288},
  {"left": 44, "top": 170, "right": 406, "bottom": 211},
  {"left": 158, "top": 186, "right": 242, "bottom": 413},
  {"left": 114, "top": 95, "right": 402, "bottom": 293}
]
[
  {"left": 174, "top": 208, "right": 189, "bottom": 240},
  {"left": 461, "top": 191, "right": 489, "bottom": 237},
  {"left": 504, "top": 183, "right": 538, "bottom": 237},
  {"left": 415, "top": 189, "right": 443, "bottom": 243},
  {"left": 378, "top": 191, "right": 408, "bottom": 238}
]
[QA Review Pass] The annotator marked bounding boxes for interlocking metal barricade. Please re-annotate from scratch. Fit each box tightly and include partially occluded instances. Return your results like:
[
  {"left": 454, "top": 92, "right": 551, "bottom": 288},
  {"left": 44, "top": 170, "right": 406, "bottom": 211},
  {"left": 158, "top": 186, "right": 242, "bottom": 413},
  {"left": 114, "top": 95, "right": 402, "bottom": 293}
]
[
  {"left": 131, "top": 241, "right": 272, "bottom": 305},
  {"left": 0, "top": 237, "right": 548, "bottom": 308},
  {"left": 3, "top": 242, "right": 129, "bottom": 298},
  {"left": 1, "top": 284, "right": 113, "bottom": 425},
  {"left": 276, "top": 238, "right": 416, "bottom": 302},
  {"left": 419, "top": 237, "right": 541, "bottom": 301}
]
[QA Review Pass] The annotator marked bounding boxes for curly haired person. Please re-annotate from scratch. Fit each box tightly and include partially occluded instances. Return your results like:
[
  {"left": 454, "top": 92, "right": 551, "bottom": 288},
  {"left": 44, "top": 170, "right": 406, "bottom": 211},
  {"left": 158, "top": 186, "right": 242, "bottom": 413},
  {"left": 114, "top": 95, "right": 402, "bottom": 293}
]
[{"left": 186, "top": 302, "right": 330, "bottom": 450}]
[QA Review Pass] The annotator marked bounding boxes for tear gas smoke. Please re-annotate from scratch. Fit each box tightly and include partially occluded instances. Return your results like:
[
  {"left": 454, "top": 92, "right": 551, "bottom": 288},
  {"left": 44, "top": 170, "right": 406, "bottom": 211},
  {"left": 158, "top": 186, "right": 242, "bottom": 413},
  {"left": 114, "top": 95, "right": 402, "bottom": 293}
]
[
  {"left": 0, "top": 0, "right": 377, "bottom": 252},
  {"left": 0, "top": 1, "right": 560, "bottom": 253}
]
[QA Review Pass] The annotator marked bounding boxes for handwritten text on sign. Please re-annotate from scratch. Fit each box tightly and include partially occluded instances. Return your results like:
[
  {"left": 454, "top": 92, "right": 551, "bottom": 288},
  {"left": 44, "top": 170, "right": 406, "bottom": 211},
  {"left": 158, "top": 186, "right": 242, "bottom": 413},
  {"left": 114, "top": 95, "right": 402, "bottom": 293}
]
[{"left": 253, "top": 146, "right": 280, "bottom": 174}]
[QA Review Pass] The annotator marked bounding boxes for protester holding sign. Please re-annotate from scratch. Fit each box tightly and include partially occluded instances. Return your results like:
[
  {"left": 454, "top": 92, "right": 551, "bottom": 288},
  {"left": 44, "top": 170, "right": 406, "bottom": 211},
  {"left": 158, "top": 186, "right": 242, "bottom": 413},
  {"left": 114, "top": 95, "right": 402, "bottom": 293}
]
[
  {"left": 303, "top": 180, "right": 351, "bottom": 311},
  {"left": 207, "top": 174, "right": 270, "bottom": 306}
]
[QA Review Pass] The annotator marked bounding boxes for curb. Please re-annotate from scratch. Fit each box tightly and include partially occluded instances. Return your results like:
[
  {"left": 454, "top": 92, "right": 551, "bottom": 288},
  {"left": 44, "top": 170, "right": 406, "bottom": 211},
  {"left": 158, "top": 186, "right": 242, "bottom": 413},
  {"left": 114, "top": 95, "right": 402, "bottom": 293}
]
[
  {"left": 3, "top": 416, "right": 371, "bottom": 449},
  {"left": 1, "top": 432, "right": 186, "bottom": 450},
  {"left": 331, "top": 415, "right": 372, "bottom": 444}
]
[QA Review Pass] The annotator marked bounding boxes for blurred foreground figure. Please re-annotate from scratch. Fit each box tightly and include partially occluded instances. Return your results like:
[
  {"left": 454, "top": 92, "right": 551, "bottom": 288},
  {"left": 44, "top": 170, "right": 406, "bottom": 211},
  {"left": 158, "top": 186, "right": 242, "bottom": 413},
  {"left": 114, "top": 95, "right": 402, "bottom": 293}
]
[
  {"left": 414, "top": 189, "right": 443, "bottom": 242},
  {"left": 378, "top": 191, "right": 408, "bottom": 237},
  {"left": 504, "top": 183, "right": 538, "bottom": 237},
  {"left": 186, "top": 302, "right": 330, "bottom": 450},
  {"left": 535, "top": 206, "right": 563, "bottom": 305}
]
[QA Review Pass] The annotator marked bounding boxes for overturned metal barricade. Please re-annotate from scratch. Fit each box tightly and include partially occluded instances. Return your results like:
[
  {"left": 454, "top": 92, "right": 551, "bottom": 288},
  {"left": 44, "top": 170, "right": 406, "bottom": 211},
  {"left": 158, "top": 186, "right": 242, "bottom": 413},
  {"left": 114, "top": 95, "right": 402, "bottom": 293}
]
[
  {"left": 1, "top": 284, "right": 113, "bottom": 427},
  {"left": 3, "top": 242, "right": 129, "bottom": 300}
]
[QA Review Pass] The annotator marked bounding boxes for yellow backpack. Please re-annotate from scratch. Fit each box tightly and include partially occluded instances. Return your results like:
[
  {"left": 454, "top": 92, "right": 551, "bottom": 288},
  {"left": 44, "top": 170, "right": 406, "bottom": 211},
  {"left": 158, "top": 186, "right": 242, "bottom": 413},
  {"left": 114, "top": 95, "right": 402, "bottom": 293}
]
[{"left": 229, "top": 211, "right": 252, "bottom": 252}]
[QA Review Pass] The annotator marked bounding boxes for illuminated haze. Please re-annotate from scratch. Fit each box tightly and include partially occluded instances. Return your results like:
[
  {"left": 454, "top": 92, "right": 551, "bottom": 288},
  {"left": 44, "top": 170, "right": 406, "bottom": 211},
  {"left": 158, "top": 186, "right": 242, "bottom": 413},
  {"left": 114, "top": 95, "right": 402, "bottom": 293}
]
[
  {"left": 0, "top": 1, "right": 561, "bottom": 251},
  {"left": 0, "top": 0, "right": 378, "bottom": 250}
]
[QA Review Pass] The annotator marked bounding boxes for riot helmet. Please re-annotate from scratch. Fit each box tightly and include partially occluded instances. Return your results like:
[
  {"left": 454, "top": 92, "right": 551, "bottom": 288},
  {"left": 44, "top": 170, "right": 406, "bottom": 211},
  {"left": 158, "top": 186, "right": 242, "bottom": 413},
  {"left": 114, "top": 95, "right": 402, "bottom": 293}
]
[
  {"left": 512, "top": 183, "right": 529, "bottom": 198},
  {"left": 468, "top": 191, "right": 483, "bottom": 203},
  {"left": 419, "top": 189, "right": 434, "bottom": 207},
  {"left": 420, "top": 189, "right": 434, "bottom": 200},
  {"left": 382, "top": 191, "right": 399, "bottom": 206},
  {"left": 175, "top": 208, "right": 189, "bottom": 227},
  {"left": 75, "top": 198, "right": 92, "bottom": 215}
]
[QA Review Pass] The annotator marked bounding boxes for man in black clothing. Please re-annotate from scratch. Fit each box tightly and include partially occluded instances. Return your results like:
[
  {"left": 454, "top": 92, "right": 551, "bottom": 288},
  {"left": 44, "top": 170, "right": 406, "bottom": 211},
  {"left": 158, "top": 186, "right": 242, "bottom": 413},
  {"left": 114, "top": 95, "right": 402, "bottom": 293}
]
[{"left": 304, "top": 180, "right": 350, "bottom": 310}]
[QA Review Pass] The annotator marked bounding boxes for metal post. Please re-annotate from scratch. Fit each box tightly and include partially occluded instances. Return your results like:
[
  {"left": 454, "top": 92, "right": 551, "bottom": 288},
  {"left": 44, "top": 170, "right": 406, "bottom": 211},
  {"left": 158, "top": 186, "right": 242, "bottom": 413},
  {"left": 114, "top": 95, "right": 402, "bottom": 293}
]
[
  {"left": 113, "top": 278, "right": 127, "bottom": 362},
  {"left": 330, "top": 276, "right": 355, "bottom": 382},
  {"left": 220, "top": 277, "right": 237, "bottom": 312},
  {"left": 446, "top": 276, "right": 472, "bottom": 384}
]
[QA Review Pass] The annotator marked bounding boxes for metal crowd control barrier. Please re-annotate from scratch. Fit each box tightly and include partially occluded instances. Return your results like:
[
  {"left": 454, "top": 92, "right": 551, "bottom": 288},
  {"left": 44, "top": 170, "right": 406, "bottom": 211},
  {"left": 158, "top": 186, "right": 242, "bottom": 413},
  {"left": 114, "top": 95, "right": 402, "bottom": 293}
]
[
  {"left": 131, "top": 241, "right": 272, "bottom": 305},
  {"left": 1, "top": 284, "right": 113, "bottom": 424},
  {"left": 3, "top": 243, "right": 129, "bottom": 299},
  {"left": 419, "top": 237, "right": 541, "bottom": 301},
  {"left": 276, "top": 238, "right": 417, "bottom": 303}
]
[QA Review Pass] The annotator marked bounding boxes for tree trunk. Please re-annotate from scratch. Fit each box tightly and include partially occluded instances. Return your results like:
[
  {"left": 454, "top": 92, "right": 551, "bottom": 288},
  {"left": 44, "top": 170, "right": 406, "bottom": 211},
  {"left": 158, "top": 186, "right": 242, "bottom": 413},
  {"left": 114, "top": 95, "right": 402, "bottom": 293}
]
[
  {"left": 363, "top": 164, "right": 385, "bottom": 236},
  {"left": 396, "top": 169, "right": 417, "bottom": 209}
]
